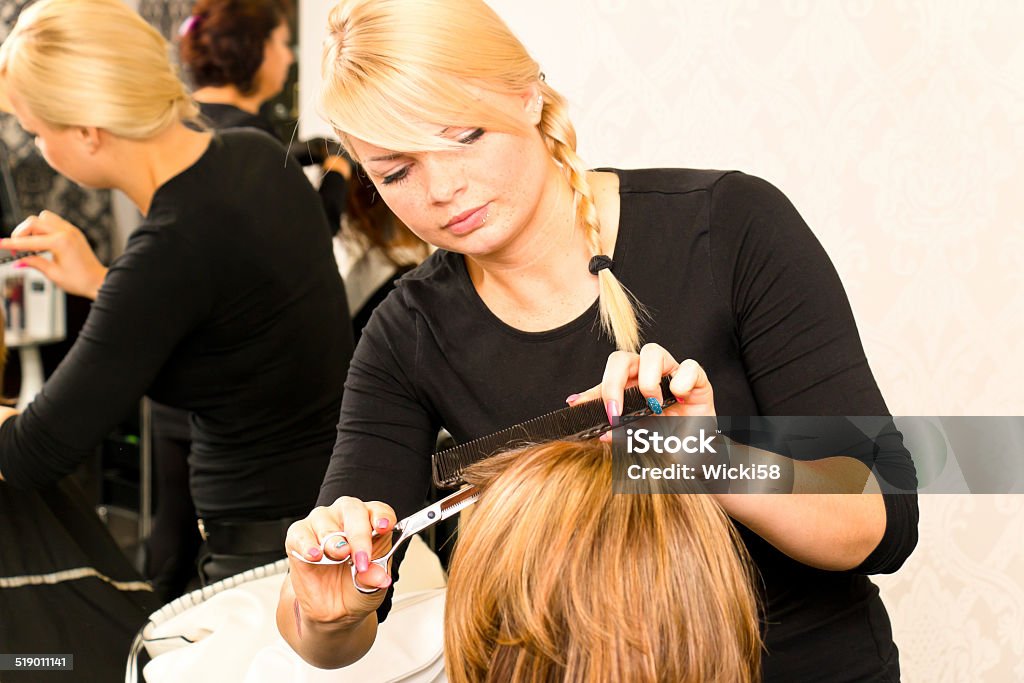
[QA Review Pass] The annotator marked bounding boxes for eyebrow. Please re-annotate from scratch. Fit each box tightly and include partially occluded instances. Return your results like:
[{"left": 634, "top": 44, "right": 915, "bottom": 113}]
[
  {"left": 367, "top": 152, "right": 401, "bottom": 162},
  {"left": 365, "top": 127, "right": 455, "bottom": 162}
]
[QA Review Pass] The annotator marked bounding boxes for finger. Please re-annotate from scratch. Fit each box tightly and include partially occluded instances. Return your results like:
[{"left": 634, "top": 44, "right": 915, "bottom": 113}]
[
  {"left": 669, "top": 358, "right": 703, "bottom": 397},
  {"left": 10, "top": 215, "right": 40, "bottom": 238},
  {"left": 355, "top": 561, "right": 393, "bottom": 590},
  {"left": 11, "top": 212, "right": 62, "bottom": 237},
  {"left": 566, "top": 384, "right": 600, "bottom": 406},
  {"left": 285, "top": 516, "right": 329, "bottom": 562},
  {"left": 601, "top": 350, "right": 640, "bottom": 424},
  {"left": 306, "top": 505, "right": 353, "bottom": 561},
  {"left": 668, "top": 359, "right": 715, "bottom": 415},
  {"left": 364, "top": 501, "right": 397, "bottom": 540},
  {"left": 348, "top": 500, "right": 397, "bottom": 563},
  {"left": 331, "top": 496, "right": 375, "bottom": 571},
  {"left": 637, "top": 343, "right": 680, "bottom": 412},
  {"left": 37, "top": 210, "right": 71, "bottom": 228},
  {"left": 0, "top": 234, "right": 56, "bottom": 253}
]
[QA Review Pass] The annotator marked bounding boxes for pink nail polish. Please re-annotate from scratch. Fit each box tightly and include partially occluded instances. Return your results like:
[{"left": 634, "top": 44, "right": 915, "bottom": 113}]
[
  {"left": 606, "top": 400, "right": 620, "bottom": 424},
  {"left": 354, "top": 551, "right": 369, "bottom": 572},
  {"left": 376, "top": 518, "right": 389, "bottom": 530},
  {"left": 307, "top": 546, "right": 322, "bottom": 559},
  {"left": 13, "top": 262, "right": 26, "bottom": 269},
  {"left": 565, "top": 393, "right": 580, "bottom": 405}
]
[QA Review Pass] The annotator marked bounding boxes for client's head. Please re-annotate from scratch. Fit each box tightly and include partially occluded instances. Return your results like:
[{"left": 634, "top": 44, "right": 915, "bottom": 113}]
[{"left": 444, "top": 440, "right": 761, "bottom": 683}]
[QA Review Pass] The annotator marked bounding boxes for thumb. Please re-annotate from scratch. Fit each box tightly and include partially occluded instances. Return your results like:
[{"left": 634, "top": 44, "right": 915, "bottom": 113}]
[{"left": 566, "top": 384, "right": 602, "bottom": 406}]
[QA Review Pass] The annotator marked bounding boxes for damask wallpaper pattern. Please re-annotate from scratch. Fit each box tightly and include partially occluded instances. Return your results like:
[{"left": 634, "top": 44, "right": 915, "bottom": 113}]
[{"left": 137, "top": 0, "right": 194, "bottom": 41}]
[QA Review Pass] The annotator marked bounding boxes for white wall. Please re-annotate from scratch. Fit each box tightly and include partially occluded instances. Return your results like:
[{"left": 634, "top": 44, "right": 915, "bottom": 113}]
[{"left": 300, "top": 2, "right": 1024, "bottom": 679}]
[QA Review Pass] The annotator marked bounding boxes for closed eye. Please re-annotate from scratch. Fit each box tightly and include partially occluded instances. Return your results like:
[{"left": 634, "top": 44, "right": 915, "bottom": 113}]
[
  {"left": 459, "top": 128, "right": 485, "bottom": 145},
  {"left": 382, "top": 166, "right": 410, "bottom": 186}
]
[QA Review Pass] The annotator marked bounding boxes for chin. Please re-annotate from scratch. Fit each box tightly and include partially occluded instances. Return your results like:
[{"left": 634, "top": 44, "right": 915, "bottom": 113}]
[
  {"left": 70, "top": 175, "right": 109, "bottom": 191},
  {"left": 450, "top": 232, "right": 511, "bottom": 258}
]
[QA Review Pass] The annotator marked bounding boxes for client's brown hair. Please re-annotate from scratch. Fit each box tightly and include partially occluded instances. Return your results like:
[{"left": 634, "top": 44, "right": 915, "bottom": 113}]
[{"left": 444, "top": 440, "right": 762, "bottom": 683}]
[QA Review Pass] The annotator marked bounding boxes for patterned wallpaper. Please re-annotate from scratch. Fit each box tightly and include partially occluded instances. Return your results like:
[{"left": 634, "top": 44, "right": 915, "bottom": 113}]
[
  {"left": 136, "top": 0, "right": 194, "bottom": 40},
  {"left": 298, "top": 1, "right": 1024, "bottom": 679}
]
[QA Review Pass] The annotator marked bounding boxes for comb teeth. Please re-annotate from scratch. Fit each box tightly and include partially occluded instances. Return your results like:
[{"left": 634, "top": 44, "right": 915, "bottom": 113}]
[
  {"left": 0, "top": 250, "right": 41, "bottom": 266},
  {"left": 431, "top": 376, "right": 674, "bottom": 488}
]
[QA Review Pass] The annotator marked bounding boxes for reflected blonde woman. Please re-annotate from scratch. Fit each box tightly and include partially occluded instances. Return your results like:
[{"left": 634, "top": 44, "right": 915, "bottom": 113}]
[
  {"left": 445, "top": 440, "right": 761, "bottom": 683},
  {"left": 0, "top": 0, "right": 351, "bottom": 583}
]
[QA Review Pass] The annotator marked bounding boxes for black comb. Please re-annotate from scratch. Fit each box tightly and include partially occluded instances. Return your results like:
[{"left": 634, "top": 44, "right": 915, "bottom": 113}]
[
  {"left": 0, "top": 250, "right": 41, "bottom": 266},
  {"left": 432, "top": 375, "right": 675, "bottom": 488}
]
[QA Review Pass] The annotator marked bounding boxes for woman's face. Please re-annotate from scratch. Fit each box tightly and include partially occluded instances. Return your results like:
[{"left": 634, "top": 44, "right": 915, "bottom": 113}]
[
  {"left": 348, "top": 90, "right": 557, "bottom": 259},
  {"left": 256, "top": 21, "right": 293, "bottom": 102}
]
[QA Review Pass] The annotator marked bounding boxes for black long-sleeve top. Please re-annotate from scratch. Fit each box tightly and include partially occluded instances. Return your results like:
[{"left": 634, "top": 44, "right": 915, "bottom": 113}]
[
  {"left": 0, "top": 130, "right": 353, "bottom": 522},
  {"left": 318, "top": 169, "right": 918, "bottom": 682},
  {"left": 198, "top": 102, "right": 348, "bottom": 234}
]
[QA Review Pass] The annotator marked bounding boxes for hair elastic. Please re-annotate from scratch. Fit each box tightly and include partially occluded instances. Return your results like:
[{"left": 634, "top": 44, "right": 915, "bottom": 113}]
[
  {"left": 588, "top": 254, "right": 614, "bottom": 275},
  {"left": 178, "top": 14, "right": 201, "bottom": 38}
]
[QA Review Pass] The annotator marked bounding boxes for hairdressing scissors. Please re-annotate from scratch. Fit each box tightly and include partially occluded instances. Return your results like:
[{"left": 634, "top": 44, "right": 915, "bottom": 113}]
[{"left": 290, "top": 485, "right": 480, "bottom": 593}]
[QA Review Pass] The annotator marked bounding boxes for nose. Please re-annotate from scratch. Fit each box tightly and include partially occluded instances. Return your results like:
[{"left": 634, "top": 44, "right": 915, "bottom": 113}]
[{"left": 423, "top": 155, "right": 466, "bottom": 206}]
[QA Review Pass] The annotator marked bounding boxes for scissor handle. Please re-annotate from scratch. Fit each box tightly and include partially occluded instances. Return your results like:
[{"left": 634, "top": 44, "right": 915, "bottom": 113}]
[
  {"left": 350, "top": 526, "right": 418, "bottom": 594},
  {"left": 287, "top": 529, "right": 407, "bottom": 594}
]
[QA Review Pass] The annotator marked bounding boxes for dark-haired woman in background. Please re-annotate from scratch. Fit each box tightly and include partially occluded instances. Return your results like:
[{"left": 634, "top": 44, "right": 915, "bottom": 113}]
[
  {"left": 136, "top": 0, "right": 357, "bottom": 600},
  {"left": 178, "top": 0, "right": 351, "bottom": 232}
]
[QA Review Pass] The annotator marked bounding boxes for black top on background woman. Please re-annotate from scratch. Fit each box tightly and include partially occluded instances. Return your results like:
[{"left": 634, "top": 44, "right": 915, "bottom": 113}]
[{"left": 178, "top": 0, "right": 351, "bottom": 233}]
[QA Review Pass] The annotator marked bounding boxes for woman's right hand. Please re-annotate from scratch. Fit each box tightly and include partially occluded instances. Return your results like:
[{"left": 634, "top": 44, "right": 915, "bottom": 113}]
[
  {"left": 285, "top": 496, "right": 397, "bottom": 629},
  {"left": 0, "top": 211, "right": 108, "bottom": 300}
]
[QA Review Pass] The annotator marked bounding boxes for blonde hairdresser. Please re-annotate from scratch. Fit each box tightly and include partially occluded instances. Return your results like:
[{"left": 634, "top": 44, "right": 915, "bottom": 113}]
[
  {"left": 280, "top": 1, "right": 916, "bottom": 680},
  {"left": 317, "top": 0, "right": 644, "bottom": 352}
]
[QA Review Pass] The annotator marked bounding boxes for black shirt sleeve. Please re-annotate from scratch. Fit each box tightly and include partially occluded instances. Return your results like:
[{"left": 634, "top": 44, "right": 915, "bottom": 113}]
[
  {"left": 317, "top": 290, "right": 439, "bottom": 620},
  {"left": 707, "top": 172, "right": 918, "bottom": 574},
  {"left": 0, "top": 226, "right": 210, "bottom": 488}
]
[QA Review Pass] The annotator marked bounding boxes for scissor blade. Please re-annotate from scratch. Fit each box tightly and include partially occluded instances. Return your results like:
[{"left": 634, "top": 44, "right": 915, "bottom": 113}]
[{"left": 438, "top": 485, "right": 480, "bottom": 521}]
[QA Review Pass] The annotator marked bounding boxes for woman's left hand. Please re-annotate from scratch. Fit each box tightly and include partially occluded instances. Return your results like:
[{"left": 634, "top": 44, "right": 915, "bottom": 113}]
[{"left": 568, "top": 343, "right": 716, "bottom": 426}]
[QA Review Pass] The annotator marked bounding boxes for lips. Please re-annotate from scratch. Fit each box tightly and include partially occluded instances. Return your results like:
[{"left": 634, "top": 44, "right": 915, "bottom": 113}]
[{"left": 444, "top": 204, "right": 489, "bottom": 235}]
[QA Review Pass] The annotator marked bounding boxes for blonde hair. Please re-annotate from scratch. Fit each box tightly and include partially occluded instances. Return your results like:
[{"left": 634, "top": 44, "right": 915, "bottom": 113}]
[
  {"left": 445, "top": 441, "right": 762, "bottom": 683},
  {"left": 0, "top": 0, "right": 198, "bottom": 139},
  {"left": 320, "top": 0, "right": 646, "bottom": 351}
]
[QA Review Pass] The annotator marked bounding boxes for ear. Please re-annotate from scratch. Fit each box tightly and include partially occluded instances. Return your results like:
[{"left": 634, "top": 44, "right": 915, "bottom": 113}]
[
  {"left": 518, "top": 83, "right": 544, "bottom": 126},
  {"left": 74, "top": 126, "right": 102, "bottom": 154}
]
